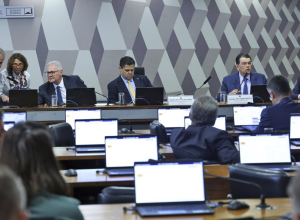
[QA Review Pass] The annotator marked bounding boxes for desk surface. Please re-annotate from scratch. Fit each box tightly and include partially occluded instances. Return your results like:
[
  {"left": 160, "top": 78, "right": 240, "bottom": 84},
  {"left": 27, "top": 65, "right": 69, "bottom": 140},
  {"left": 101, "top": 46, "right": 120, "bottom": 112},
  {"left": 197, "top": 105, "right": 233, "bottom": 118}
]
[{"left": 79, "top": 198, "right": 292, "bottom": 220}]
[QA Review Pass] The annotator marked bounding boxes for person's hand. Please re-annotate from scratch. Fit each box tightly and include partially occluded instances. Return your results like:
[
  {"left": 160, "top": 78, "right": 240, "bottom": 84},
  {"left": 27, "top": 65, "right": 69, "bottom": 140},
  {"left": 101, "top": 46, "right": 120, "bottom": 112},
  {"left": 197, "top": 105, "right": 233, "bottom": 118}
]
[
  {"left": 229, "top": 89, "right": 241, "bottom": 95},
  {"left": 1, "top": 94, "right": 9, "bottom": 102}
]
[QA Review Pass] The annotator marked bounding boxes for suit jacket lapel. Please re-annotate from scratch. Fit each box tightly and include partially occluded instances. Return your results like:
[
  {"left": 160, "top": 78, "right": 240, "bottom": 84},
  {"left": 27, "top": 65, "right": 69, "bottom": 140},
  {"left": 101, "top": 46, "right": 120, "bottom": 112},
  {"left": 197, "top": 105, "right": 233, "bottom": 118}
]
[
  {"left": 133, "top": 75, "right": 142, "bottom": 87},
  {"left": 234, "top": 72, "right": 240, "bottom": 90},
  {"left": 62, "top": 76, "right": 71, "bottom": 88},
  {"left": 250, "top": 72, "right": 256, "bottom": 84}
]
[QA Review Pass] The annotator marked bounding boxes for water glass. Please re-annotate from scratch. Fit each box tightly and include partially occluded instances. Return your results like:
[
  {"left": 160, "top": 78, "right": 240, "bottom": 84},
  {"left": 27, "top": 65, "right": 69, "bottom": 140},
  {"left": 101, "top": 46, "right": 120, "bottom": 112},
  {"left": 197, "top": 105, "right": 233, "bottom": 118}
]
[
  {"left": 220, "top": 92, "right": 227, "bottom": 104},
  {"left": 52, "top": 94, "right": 57, "bottom": 107},
  {"left": 118, "top": 92, "right": 125, "bottom": 105}
]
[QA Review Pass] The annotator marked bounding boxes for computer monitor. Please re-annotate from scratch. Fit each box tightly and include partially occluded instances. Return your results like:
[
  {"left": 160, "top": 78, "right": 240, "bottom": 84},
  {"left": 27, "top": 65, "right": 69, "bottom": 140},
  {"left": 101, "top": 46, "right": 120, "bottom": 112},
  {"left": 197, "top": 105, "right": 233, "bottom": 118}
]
[
  {"left": 3, "top": 112, "right": 26, "bottom": 123},
  {"left": 65, "top": 109, "right": 101, "bottom": 130},
  {"left": 158, "top": 107, "right": 190, "bottom": 129}
]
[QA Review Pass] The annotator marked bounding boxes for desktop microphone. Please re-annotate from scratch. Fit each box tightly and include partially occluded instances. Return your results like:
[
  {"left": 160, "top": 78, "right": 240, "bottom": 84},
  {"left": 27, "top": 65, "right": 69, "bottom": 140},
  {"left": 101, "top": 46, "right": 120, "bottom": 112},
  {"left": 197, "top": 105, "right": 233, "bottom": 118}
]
[
  {"left": 204, "top": 170, "right": 271, "bottom": 210},
  {"left": 7, "top": 76, "right": 19, "bottom": 85},
  {"left": 95, "top": 91, "right": 109, "bottom": 106},
  {"left": 119, "top": 120, "right": 135, "bottom": 134},
  {"left": 238, "top": 73, "right": 249, "bottom": 92},
  {"left": 177, "top": 76, "right": 211, "bottom": 96}
]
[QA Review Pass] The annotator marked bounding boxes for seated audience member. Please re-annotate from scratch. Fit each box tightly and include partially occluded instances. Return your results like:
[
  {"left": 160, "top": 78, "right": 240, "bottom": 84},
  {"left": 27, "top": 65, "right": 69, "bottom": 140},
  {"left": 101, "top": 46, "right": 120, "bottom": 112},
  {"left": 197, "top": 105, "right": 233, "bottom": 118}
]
[
  {"left": 292, "top": 75, "right": 300, "bottom": 100},
  {"left": 38, "top": 61, "right": 87, "bottom": 106},
  {"left": 288, "top": 169, "right": 300, "bottom": 220},
  {"left": 170, "top": 95, "right": 240, "bottom": 164},
  {"left": 254, "top": 75, "right": 300, "bottom": 133},
  {"left": 0, "top": 122, "right": 84, "bottom": 220},
  {"left": 0, "top": 165, "right": 28, "bottom": 220},
  {"left": 221, "top": 53, "right": 267, "bottom": 95},
  {"left": 0, "top": 53, "right": 30, "bottom": 104},
  {"left": 107, "top": 56, "right": 152, "bottom": 104}
]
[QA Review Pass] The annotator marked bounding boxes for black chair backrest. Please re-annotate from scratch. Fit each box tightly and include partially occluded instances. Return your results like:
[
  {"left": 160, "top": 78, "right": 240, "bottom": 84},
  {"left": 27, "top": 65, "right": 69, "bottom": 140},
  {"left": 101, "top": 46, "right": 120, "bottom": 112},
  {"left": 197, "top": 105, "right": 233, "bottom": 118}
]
[
  {"left": 135, "top": 67, "right": 145, "bottom": 75},
  {"left": 49, "top": 123, "right": 75, "bottom": 147},
  {"left": 229, "top": 164, "right": 290, "bottom": 199},
  {"left": 97, "top": 186, "right": 135, "bottom": 204}
]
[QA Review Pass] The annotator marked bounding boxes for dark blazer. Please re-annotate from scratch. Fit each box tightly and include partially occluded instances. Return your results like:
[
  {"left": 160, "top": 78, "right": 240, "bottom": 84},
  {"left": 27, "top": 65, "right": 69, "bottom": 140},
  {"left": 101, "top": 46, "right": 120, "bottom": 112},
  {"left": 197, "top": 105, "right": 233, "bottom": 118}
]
[
  {"left": 292, "top": 75, "right": 300, "bottom": 100},
  {"left": 254, "top": 97, "right": 300, "bottom": 133},
  {"left": 221, "top": 72, "right": 267, "bottom": 94},
  {"left": 107, "top": 75, "right": 153, "bottom": 104},
  {"left": 170, "top": 125, "right": 240, "bottom": 164},
  {"left": 38, "top": 75, "right": 87, "bottom": 105}
]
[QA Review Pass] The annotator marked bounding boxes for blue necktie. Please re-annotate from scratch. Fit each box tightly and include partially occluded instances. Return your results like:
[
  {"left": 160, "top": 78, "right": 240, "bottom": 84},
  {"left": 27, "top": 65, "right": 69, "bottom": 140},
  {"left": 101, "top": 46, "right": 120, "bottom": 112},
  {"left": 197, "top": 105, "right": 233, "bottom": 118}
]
[
  {"left": 243, "top": 78, "right": 248, "bottom": 95},
  {"left": 57, "top": 86, "right": 63, "bottom": 105}
]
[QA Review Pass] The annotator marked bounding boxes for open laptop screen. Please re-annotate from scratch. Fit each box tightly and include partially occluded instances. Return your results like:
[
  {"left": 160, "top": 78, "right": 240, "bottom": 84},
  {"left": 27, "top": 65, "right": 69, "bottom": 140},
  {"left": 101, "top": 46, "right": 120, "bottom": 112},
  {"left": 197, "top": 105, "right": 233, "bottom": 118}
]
[
  {"left": 105, "top": 136, "right": 158, "bottom": 168},
  {"left": 134, "top": 161, "right": 205, "bottom": 204},
  {"left": 158, "top": 108, "right": 190, "bottom": 128},
  {"left": 4, "top": 122, "right": 15, "bottom": 131},
  {"left": 290, "top": 114, "right": 300, "bottom": 139},
  {"left": 184, "top": 116, "right": 226, "bottom": 130},
  {"left": 75, "top": 119, "right": 118, "bottom": 146},
  {"left": 233, "top": 106, "right": 266, "bottom": 126},
  {"left": 3, "top": 112, "right": 26, "bottom": 123},
  {"left": 65, "top": 109, "right": 101, "bottom": 130},
  {"left": 239, "top": 134, "right": 291, "bottom": 164}
]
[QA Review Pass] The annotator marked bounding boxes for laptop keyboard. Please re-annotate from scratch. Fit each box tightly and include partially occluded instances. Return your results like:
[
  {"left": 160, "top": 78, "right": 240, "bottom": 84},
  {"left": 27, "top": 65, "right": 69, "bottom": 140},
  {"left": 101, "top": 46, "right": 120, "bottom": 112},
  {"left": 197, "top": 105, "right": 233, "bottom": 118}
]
[
  {"left": 76, "top": 146, "right": 105, "bottom": 152},
  {"left": 138, "top": 204, "right": 212, "bottom": 214},
  {"left": 106, "top": 168, "right": 134, "bottom": 175}
]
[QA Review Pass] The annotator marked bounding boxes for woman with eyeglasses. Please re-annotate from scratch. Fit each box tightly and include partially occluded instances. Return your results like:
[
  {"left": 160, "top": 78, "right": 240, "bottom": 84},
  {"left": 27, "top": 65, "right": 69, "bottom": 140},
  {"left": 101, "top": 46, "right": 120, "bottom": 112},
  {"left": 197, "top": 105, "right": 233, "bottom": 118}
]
[{"left": 0, "top": 53, "right": 30, "bottom": 104}]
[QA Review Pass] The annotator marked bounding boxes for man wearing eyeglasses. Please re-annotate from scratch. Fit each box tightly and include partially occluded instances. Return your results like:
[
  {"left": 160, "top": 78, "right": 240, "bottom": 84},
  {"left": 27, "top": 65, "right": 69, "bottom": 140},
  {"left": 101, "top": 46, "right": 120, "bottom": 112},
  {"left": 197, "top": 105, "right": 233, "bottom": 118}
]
[
  {"left": 220, "top": 53, "right": 267, "bottom": 95},
  {"left": 38, "top": 61, "right": 86, "bottom": 106},
  {"left": 107, "top": 56, "right": 152, "bottom": 104}
]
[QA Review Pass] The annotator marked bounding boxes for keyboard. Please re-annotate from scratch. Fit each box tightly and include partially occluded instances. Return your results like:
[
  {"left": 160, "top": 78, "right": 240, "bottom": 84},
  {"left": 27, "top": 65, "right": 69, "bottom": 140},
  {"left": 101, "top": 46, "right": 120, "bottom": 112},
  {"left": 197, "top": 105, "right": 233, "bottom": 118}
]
[
  {"left": 75, "top": 146, "right": 105, "bottom": 153},
  {"left": 106, "top": 168, "right": 134, "bottom": 176}
]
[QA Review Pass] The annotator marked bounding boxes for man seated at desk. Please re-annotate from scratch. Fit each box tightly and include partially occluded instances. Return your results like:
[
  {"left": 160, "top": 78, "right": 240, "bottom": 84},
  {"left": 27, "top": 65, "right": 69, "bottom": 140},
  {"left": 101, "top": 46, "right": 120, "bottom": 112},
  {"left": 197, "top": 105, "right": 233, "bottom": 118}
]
[
  {"left": 254, "top": 75, "right": 300, "bottom": 133},
  {"left": 107, "top": 56, "right": 152, "bottom": 104},
  {"left": 221, "top": 53, "right": 267, "bottom": 95},
  {"left": 38, "top": 61, "right": 87, "bottom": 106},
  {"left": 170, "top": 95, "right": 240, "bottom": 164}
]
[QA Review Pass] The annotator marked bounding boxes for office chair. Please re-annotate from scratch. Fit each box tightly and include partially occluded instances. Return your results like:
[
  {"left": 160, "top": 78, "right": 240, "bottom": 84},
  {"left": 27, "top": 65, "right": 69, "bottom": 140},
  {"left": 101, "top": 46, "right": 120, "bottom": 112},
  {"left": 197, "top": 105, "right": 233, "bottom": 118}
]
[
  {"left": 135, "top": 67, "right": 145, "bottom": 75},
  {"left": 229, "top": 164, "right": 290, "bottom": 199},
  {"left": 97, "top": 186, "right": 135, "bottom": 204},
  {"left": 48, "top": 123, "right": 75, "bottom": 147}
]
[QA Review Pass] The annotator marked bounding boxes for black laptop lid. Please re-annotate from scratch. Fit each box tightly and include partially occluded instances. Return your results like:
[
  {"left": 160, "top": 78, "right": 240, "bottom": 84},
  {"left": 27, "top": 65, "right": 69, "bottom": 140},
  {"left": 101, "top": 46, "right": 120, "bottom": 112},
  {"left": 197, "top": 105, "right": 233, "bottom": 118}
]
[
  {"left": 250, "top": 85, "right": 271, "bottom": 103},
  {"left": 135, "top": 87, "right": 164, "bottom": 105},
  {"left": 66, "top": 88, "right": 96, "bottom": 107},
  {"left": 9, "top": 90, "right": 38, "bottom": 107}
]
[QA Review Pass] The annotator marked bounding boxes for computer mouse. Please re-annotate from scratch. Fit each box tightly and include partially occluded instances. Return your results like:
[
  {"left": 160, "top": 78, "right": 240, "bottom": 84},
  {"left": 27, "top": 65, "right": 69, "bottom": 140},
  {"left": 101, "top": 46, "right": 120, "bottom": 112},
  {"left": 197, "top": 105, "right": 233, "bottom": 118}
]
[
  {"left": 121, "top": 128, "right": 128, "bottom": 133},
  {"left": 64, "top": 169, "right": 77, "bottom": 177},
  {"left": 227, "top": 200, "right": 249, "bottom": 210}
]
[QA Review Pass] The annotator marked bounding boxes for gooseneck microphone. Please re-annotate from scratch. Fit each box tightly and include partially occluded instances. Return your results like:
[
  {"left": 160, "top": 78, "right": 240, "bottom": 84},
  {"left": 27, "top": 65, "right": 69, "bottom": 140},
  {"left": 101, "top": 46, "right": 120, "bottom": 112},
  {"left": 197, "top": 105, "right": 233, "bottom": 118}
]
[
  {"left": 7, "top": 76, "right": 19, "bottom": 85},
  {"left": 95, "top": 92, "right": 109, "bottom": 106},
  {"left": 204, "top": 170, "right": 270, "bottom": 209},
  {"left": 177, "top": 76, "right": 211, "bottom": 96},
  {"left": 238, "top": 73, "right": 249, "bottom": 92}
]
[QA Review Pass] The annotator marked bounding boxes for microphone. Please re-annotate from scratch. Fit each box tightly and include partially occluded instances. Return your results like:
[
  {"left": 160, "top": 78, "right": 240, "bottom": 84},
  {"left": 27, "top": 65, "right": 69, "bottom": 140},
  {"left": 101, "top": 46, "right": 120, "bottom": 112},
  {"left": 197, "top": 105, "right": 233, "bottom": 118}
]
[
  {"left": 119, "top": 120, "right": 135, "bottom": 134},
  {"left": 204, "top": 169, "right": 271, "bottom": 210},
  {"left": 7, "top": 76, "right": 19, "bottom": 85},
  {"left": 177, "top": 76, "right": 211, "bottom": 96},
  {"left": 238, "top": 73, "right": 249, "bottom": 92},
  {"left": 95, "top": 91, "right": 109, "bottom": 106}
]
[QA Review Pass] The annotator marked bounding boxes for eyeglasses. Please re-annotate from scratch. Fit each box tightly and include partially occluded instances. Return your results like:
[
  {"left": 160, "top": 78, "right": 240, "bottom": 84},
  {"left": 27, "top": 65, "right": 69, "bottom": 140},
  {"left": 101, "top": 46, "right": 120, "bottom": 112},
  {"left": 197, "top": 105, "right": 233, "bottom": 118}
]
[
  {"left": 239, "top": 62, "right": 252, "bottom": 66},
  {"left": 13, "top": 63, "right": 24, "bottom": 67},
  {"left": 45, "top": 71, "right": 59, "bottom": 75}
]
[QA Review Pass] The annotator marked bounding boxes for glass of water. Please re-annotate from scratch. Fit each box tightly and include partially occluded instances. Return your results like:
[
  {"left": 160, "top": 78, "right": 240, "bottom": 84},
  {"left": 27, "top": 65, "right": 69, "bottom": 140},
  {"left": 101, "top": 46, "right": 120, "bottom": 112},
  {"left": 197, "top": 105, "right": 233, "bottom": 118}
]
[
  {"left": 118, "top": 92, "right": 125, "bottom": 105},
  {"left": 52, "top": 94, "right": 57, "bottom": 107}
]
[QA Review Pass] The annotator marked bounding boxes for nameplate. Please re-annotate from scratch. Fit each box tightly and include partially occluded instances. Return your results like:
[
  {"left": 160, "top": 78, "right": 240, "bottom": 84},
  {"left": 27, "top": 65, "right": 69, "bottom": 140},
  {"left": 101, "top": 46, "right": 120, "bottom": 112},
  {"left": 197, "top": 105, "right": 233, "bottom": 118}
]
[
  {"left": 167, "top": 96, "right": 194, "bottom": 106},
  {"left": 0, "top": 6, "right": 34, "bottom": 18},
  {"left": 227, "top": 95, "right": 253, "bottom": 104}
]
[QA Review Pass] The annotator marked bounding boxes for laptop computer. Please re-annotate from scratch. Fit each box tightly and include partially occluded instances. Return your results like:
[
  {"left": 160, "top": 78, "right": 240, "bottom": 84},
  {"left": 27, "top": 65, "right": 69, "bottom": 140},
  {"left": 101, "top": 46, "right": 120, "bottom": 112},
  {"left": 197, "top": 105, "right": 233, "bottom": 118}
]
[
  {"left": 134, "top": 160, "right": 214, "bottom": 217},
  {"left": 158, "top": 107, "right": 191, "bottom": 133},
  {"left": 65, "top": 109, "right": 101, "bottom": 131},
  {"left": 290, "top": 113, "right": 300, "bottom": 145},
  {"left": 9, "top": 90, "right": 38, "bottom": 107},
  {"left": 75, "top": 119, "right": 118, "bottom": 153},
  {"left": 66, "top": 88, "right": 96, "bottom": 107},
  {"left": 251, "top": 85, "right": 271, "bottom": 103},
  {"left": 239, "top": 133, "right": 297, "bottom": 171},
  {"left": 135, "top": 87, "right": 164, "bottom": 105},
  {"left": 105, "top": 135, "right": 159, "bottom": 176},
  {"left": 3, "top": 111, "right": 26, "bottom": 123},
  {"left": 4, "top": 121, "right": 15, "bottom": 131},
  {"left": 233, "top": 106, "right": 266, "bottom": 131},
  {"left": 184, "top": 115, "right": 226, "bottom": 130}
]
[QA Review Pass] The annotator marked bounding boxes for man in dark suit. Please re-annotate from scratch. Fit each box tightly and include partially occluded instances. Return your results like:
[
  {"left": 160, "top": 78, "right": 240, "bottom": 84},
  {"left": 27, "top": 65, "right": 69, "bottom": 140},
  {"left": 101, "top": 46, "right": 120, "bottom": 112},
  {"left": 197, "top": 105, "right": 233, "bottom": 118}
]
[
  {"left": 292, "top": 75, "right": 300, "bottom": 100},
  {"left": 254, "top": 75, "right": 300, "bottom": 133},
  {"left": 107, "top": 56, "right": 152, "bottom": 104},
  {"left": 221, "top": 53, "right": 267, "bottom": 95},
  {"left": 38, "top": 61, "right": 87, "bottom": 106},
  {"left": 170, "top": 95, "right": 240, "bottom": 164}
]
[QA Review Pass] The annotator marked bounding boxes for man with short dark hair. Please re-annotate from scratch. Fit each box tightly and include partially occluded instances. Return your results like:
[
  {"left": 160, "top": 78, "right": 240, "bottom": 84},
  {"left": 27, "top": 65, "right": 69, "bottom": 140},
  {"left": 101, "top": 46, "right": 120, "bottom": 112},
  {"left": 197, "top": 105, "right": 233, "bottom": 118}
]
[
  {"left": 0, "top": 165, "right": 28, "bottom": 220},
  {"left": 107, "top": 56, "right": 152, "bottom": 104},
  {"left": 170, "top": 95, "right": 240, "bottom": 164},
  {"left": 254, "top": 75, "right": 300, "bottom": 133},
  {"left": 38, "top": 61, "right": 87, "bottom": 106},
  {"left": 221, "top": 53, "right": 267, "bottom": 95}
]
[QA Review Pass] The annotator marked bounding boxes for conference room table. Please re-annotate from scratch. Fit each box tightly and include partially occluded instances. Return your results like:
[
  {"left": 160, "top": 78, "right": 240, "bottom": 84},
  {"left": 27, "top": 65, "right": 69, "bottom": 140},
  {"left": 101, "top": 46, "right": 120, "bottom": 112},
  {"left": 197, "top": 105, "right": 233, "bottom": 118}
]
[{"left": 79, "top": 198, "right": 292, "bottom": 220}]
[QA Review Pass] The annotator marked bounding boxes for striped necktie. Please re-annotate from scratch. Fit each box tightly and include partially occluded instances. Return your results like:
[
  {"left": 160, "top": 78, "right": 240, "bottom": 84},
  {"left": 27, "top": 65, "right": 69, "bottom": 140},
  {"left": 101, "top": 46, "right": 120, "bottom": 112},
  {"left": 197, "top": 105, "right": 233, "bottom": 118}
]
[{"left": 127, "top": 80, "right": 135, "bottom": 101}]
